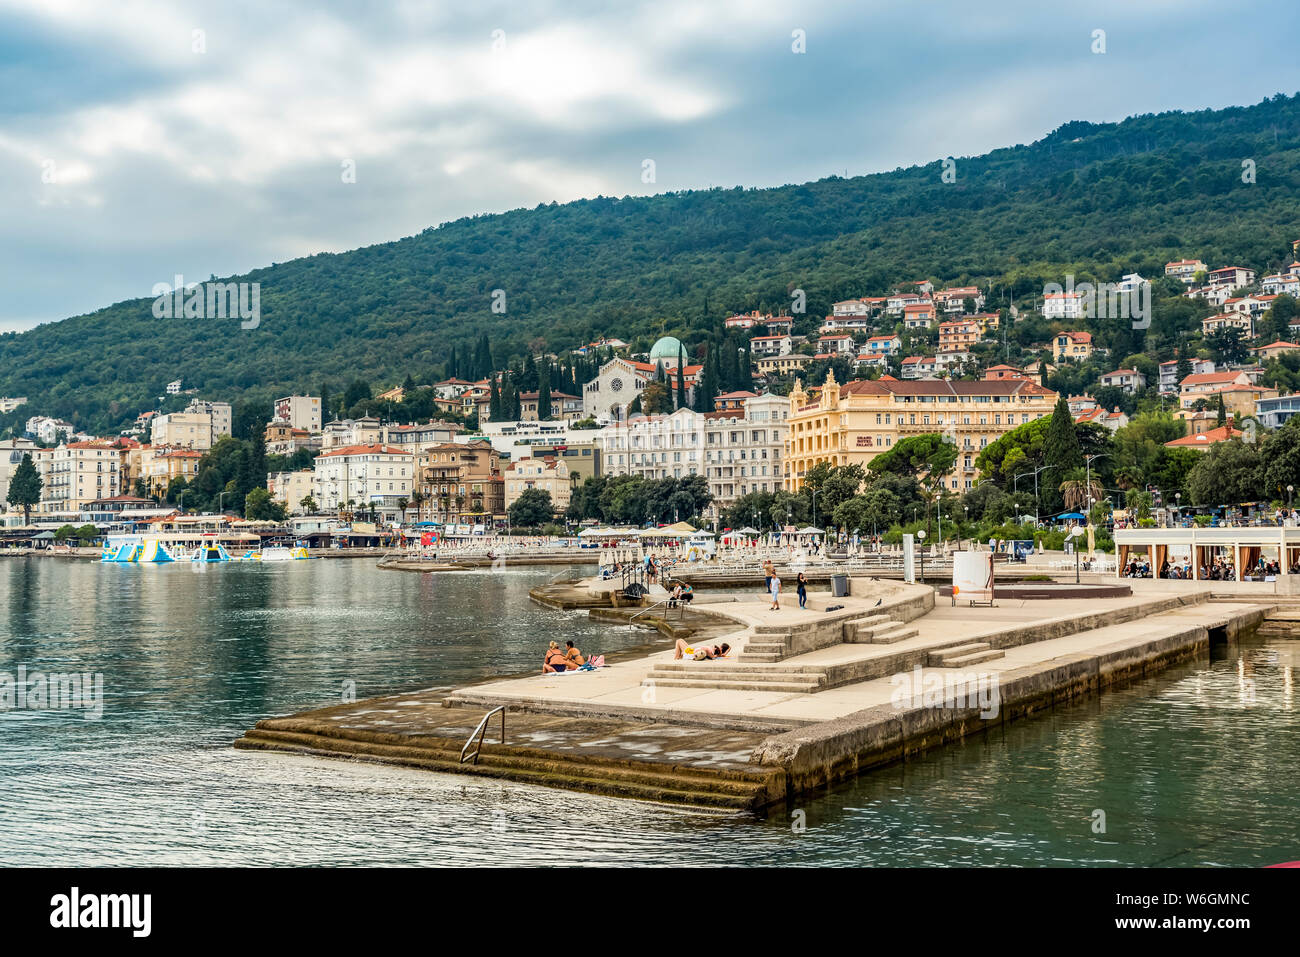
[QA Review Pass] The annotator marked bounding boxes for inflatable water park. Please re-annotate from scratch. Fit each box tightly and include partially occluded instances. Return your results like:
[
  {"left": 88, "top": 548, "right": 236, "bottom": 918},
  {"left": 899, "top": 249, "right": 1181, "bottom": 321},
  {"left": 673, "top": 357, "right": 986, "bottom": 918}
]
[{"left": 101, "top": 536, "right": 313, "bottom": 564}]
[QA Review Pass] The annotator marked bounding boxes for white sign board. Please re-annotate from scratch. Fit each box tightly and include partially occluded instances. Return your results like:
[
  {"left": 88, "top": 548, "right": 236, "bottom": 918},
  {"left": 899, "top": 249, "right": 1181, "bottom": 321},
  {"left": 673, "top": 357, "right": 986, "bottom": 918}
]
[
  {"left": 902, "top": 533, "right": 915, "bottom": 583},
  {"left": 952, "top": 551, "right": 995, "bottom": 604}
]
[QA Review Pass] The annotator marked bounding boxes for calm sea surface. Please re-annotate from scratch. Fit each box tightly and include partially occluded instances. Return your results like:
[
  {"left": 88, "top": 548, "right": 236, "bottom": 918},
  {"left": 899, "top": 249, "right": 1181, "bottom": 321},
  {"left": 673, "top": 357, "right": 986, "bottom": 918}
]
[{"left": 1, "top": 557, "right": 1296, "bottom": 866}]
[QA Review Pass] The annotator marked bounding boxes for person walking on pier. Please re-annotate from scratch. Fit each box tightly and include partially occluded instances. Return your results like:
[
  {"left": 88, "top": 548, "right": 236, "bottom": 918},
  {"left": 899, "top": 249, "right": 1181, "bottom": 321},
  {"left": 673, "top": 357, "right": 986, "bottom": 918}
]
[
  {"left": 769, "top": 572, "right": 781, "bottom": 610},
  {"left": 762, "top": 559, "right": 775, "bottom": 595},
  {"left": 796, "top": 571, "right": 807, "bottom": 609}
]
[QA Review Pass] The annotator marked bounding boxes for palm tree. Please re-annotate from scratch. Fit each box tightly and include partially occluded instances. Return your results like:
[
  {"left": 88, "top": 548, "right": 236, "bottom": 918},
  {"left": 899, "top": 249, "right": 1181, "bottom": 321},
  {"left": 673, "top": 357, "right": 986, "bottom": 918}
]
[
  {"left": 396, "top": 497, "right": 409, "bottom": 524},
  {"left": 1059, "top": 473, "right": 1104, "bottom": 513}
]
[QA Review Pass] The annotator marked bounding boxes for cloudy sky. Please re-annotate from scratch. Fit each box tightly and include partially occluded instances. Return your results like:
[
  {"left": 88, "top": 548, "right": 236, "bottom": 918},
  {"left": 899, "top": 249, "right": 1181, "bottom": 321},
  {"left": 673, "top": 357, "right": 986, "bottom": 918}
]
[{"left": 2, "top": 0, "right": 1298, "bottom": 332}]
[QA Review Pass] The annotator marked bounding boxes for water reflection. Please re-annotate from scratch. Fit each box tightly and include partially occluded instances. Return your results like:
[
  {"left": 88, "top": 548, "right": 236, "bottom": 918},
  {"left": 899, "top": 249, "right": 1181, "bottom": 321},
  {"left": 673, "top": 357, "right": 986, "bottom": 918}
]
[{"left": 1, "top": 558, "right": 1297, "bottom": 866}]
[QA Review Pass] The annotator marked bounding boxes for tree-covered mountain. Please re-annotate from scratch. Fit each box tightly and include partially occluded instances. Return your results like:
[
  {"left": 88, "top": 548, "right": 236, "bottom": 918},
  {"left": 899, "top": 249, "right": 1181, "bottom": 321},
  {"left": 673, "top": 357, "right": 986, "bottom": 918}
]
[{"left": 6, "top": 91, "right": 1300, "bottom": 434}]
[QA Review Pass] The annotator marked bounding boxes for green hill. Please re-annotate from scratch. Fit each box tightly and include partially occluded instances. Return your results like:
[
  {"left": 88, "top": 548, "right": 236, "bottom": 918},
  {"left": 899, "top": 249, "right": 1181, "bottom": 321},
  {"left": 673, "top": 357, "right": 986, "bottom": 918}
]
[{"left": 6, "top": 92, "right": 1300, "bottom": 434}]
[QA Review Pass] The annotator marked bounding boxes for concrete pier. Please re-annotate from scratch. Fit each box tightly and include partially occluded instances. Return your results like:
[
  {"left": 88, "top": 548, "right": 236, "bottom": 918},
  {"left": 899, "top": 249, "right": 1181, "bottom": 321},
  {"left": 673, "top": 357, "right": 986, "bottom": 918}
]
[{"left": 235, "top": 576, "right": 1276, "bottom": 811}]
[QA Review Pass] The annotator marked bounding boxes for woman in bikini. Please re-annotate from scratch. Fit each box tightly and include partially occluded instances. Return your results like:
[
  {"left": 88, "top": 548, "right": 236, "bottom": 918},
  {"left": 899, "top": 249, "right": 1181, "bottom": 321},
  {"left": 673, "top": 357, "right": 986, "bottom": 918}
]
[
  {"left": 672, "top": 639, "right": 730, "bottom": 660},
  {"left": 543, "top": 641, "right": 570, "bottom": 673}
]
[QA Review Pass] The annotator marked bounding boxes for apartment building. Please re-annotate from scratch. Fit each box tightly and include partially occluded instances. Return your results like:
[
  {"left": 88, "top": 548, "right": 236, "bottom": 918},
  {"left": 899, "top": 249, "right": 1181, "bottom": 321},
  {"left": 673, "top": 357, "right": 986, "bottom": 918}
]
[
  {"left": 273, "top": 395, "right": 323, "bottom": 433},
  {"left": 151, "top": 411, "right": 214, "bottom": 451},
  {"left": 185, "top": 399, "right": 232, "bottom": 439},
  {"left": 593, "top": 394, "right": 788, "bottom": 505},
  {"left": 1165, "top": 259, "right": 1206, "bottom": 283},
  {"left": 503, "top": 457, "right": 572, "bottom": 514},
  {"left": 415, "top": 440, "right": 504, "bottom": 523},
  {"left": 312, "top": 444, "right": 414, "bottom": 515},
  {"left": 34, "top": 441, "right": 122, "bottom": 514},
  {"left": 268, "top": 470, "right": 317, "bottom": 513}
]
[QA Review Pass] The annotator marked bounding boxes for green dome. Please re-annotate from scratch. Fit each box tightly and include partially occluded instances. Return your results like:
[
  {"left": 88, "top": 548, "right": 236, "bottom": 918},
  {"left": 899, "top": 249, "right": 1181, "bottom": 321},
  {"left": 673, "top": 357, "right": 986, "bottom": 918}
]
[{"left": 649, "top": 336, "right": 686, "bottom": 362}]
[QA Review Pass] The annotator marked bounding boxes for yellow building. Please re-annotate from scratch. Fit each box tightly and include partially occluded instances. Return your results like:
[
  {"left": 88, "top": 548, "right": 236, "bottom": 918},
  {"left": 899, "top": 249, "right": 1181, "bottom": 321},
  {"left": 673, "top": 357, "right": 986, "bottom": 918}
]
[
  {"left": 755, "top": 354, "right": 812, "bottom": 377},
  {"left": 784, "top": 372, "right": 1058, "bottom": 492}
]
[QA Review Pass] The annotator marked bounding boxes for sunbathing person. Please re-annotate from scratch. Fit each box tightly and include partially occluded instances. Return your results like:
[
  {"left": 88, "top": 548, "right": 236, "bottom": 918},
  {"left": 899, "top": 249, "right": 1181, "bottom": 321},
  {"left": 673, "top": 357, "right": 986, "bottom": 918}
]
[
  {"left": 672, "top": 638, "right": 730, "bottom": 660},
  {"left": 564, "top": 640, "right": 586, "bottom": 667},
  {"left": 543, "top": 641, "right": 570, "bottom": 673}
]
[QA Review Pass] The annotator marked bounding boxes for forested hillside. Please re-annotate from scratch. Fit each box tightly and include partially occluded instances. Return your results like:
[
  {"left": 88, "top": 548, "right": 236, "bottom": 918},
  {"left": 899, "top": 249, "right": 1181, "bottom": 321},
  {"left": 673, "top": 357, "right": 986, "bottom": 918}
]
[{"left": 6, "top": 92, "right": 1300, "bottom": 434}]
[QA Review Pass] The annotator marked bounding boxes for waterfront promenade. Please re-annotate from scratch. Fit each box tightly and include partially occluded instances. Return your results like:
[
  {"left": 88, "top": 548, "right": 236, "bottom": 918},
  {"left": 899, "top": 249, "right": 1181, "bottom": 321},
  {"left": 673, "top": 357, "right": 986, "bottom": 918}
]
[{"left": 237, "top": 572, "right": 1275, "bottom": 810}]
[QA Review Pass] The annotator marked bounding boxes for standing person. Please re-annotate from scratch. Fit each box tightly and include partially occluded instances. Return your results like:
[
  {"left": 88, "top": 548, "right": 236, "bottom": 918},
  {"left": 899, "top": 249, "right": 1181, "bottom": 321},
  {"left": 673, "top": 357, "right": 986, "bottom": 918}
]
[
  {"left": 769, "top": 572, "right": 781, "bottom": 610},
  {"left": 796, "top": 571, "right": 808, "bottom": 609},
  {"left": 762, "top": 558, "right": 776, "bottom": 596}
]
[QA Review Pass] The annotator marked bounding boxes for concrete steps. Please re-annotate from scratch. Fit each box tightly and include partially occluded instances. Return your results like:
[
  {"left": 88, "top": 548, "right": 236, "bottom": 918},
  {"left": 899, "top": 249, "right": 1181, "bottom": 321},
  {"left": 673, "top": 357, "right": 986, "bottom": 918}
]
[
  {"left": 235, "top": 726, "right": 776, "bottom": 810},
  {"left": 842, "top": 614, "right": 918, "bottom": 644},
  {"left": 643, "top": 676, "right": 825, "bottom": 693},
  {"left": 645, "top": 661, "right": 827, "bottom": 693},
  {"left": 926, "top": 642, "right": 1006, "bottom": 668}
]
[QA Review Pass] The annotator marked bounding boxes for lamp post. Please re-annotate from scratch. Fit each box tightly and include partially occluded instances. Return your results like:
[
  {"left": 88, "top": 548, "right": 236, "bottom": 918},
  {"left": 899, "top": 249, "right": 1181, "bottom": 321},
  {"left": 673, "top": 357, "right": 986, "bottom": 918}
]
[
  {"left": 1084, "top": 453, "right": 1107, "bottom": 525},
  {"left": 1015, "top": 465, "right": 1053, "bottom": 528},
  {"left": 1289, "top": 485, "right": 1294, "bottom": 509},
  {"left": 1175, "top": 491, "right": 1182, "bottom": 527},
  {"left": 1069, "top": 526, "right": 1085, "bottom": 583},
  {"left": 962, "top": 504, "right": 968, "bottom": 551},
  {"left": 916, "top": 528, "right": 926, "bottom": 583}
]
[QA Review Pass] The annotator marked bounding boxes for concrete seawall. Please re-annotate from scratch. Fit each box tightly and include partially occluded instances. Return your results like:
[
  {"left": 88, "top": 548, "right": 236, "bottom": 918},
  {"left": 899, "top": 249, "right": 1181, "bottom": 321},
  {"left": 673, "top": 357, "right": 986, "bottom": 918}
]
[
  {"left": 234, "top": 582, "right": 1275, "bottom": 812},
  {"left": 751, "top": 603, "right": 1268, "bottom": 801}
]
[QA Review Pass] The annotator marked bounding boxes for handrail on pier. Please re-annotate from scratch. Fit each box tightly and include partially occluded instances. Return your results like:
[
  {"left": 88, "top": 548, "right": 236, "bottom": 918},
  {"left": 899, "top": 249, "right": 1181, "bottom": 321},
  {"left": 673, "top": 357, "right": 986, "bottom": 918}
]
[{"left": 460, "top": 706, "right": 506, "bottom": 765}]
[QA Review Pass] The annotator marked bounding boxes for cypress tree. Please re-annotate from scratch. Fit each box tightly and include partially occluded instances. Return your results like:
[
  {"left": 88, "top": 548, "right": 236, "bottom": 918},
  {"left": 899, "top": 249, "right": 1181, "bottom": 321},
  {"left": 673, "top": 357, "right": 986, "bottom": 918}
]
[
  {"left": 676, "top": 343, "right": 688, "bottom": 410},
  {"left": 537, "top": 361, "right": 552, "bottom": 420},
  {"left": 1043, "top": 396, "right": 1083, "bottom": 475},
  {"left": 1216, "top": 393, "right": 1226, "bottom": 427},
  {"left": 489, "top": 378, "right": 502, "bottom": 422}
]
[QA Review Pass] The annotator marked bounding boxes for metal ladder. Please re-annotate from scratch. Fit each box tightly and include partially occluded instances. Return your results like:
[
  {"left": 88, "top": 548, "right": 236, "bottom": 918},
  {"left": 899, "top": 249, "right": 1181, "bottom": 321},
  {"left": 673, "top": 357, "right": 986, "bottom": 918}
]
[{"left": 459, "top": 706, "right": 506, "bottom": 765}]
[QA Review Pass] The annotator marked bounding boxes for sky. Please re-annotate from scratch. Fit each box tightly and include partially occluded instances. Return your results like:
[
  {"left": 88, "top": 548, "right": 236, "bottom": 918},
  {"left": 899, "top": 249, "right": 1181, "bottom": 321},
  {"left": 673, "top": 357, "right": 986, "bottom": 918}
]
[{"left": 2, "top": 0, "right": 1298, "bottom": 332}]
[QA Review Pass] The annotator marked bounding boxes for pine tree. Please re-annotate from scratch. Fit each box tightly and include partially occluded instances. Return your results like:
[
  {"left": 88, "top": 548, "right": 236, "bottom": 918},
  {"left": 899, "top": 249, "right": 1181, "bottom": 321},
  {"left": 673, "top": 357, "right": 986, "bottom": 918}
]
[{"left": 5, "top": 453, "right": 41, "bottom": 525}]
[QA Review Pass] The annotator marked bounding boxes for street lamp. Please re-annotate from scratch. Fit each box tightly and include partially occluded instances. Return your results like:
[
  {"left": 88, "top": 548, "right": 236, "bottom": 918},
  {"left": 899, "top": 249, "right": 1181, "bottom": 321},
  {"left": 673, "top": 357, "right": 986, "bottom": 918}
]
[
  {"left": 1175, "top": 491, "right": 1182, "bottom": 527},
  {"left": 962, "top": 504, "right": 968, "bottom": 550},
  {"left": 1069, "top": 525, "right": 1086, "bottom": 583},
  {"left": 1015, "top": 465, "right": 1053, "bottom": 527},
  {"left": 1084, "top": 453, "right": 1107, "bottom": 525},
  {"left": 916, "top": 528, "right": 926, "bottom": 583},
  {"left": 1289, "top": 485, "right": 1294, "bottom": 509}
]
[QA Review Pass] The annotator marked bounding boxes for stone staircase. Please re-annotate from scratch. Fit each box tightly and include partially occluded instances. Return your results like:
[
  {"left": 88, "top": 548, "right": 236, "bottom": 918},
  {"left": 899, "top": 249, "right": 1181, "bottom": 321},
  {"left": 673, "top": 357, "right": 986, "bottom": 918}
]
[
  {"left": 842, "top": 613, "right": 919, "bottom": 645},
  {"left": 643, "top": 660, "right": 827, "bottom": 693},
  {"left": 925, "top": 641, "right": 1006, "bottom": 668},
  {"left": 235, "top": 722, "right": 781, "bottom": 811}
]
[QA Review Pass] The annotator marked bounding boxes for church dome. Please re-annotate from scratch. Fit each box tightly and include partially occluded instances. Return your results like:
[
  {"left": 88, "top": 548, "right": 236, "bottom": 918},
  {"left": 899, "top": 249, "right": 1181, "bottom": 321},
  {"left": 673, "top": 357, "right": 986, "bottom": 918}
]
[{"left": 649, "top": 336, "right": 686, "bottom": 362}]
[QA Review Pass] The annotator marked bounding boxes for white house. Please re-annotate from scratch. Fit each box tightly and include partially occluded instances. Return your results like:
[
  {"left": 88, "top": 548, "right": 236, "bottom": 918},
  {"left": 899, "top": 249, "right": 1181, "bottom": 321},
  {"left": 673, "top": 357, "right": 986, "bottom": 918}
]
[{"left": 1098, "top": 368, "right": 1146, "bottom": 394}]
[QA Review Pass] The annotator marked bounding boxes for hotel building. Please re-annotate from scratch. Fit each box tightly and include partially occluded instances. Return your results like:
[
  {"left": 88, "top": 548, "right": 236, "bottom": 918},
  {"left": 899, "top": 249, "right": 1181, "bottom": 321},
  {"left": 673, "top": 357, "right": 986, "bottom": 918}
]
[{"left": 783, "top": 372, "right": 1058, "bottom": 493}]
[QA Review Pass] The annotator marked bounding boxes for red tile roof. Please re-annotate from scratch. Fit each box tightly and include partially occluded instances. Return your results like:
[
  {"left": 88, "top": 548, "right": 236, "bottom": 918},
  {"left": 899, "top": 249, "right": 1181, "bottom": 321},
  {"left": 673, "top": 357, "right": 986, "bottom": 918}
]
[{"left": 1164, "top": 426, "right": 1243, "bottom": 447}]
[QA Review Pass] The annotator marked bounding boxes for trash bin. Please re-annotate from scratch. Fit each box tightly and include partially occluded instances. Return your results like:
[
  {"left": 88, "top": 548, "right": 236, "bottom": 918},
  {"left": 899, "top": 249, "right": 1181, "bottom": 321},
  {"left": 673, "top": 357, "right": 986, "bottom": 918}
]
[{"left": 831, "top": 573, "right": 849, "bottom": 598}]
